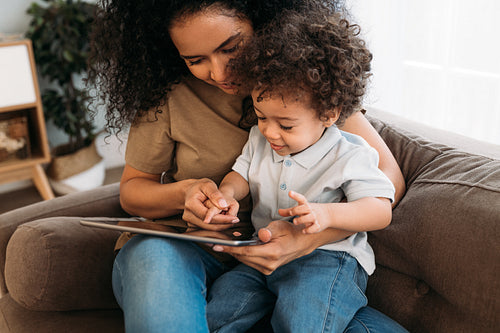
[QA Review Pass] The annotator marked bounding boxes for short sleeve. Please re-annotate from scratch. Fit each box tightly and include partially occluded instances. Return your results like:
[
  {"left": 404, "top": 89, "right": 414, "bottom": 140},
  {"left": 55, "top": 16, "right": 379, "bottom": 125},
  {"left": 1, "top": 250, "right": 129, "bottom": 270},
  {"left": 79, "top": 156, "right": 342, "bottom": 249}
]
[
  {"left": 232, "top": 126, "right": 260, "bottom": 181},
  {"left": 341, "top": 146, "right": 395, "bottom": 203},
  {"left": 125, "top": 104, "right": 175, "bottom": 175}
]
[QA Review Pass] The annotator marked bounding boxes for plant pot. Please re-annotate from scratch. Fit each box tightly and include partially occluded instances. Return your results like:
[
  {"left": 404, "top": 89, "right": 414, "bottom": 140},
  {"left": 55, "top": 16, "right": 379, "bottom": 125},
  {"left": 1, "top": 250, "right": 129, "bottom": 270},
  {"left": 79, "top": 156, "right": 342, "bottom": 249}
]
[{"left": 46, "top": 139, "right": 105, "bottom": 195}]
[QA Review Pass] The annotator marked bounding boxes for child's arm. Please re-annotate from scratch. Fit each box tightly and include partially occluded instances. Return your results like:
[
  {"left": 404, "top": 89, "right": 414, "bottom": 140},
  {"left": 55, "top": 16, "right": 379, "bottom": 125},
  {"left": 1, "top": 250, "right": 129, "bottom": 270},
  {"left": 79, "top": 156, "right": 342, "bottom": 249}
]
[
  {"left": 278, "top": 190, "right": 392, "bottom": 234},
  {"left": 203, "top": 171, "right": 250, "bottom": 223}
]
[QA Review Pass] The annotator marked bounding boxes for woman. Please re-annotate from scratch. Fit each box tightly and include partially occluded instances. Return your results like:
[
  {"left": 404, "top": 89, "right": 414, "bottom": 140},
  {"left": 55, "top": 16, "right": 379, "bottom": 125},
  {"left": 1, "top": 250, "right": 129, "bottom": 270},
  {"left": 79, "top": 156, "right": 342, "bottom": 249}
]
[{"left": 88, "top": 0, "right": 407, "bottom": 331}]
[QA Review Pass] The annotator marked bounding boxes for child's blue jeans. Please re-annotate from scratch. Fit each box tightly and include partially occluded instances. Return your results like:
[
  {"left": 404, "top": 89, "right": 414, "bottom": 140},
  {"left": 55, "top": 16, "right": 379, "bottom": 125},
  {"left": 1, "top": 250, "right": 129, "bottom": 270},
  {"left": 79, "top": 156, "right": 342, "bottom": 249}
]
[
  {"left": 112, "top": 235, "right": 408, "bottom": 332},
  {"left": 207, "top": 250, "right": 368, "bottom": 332}
]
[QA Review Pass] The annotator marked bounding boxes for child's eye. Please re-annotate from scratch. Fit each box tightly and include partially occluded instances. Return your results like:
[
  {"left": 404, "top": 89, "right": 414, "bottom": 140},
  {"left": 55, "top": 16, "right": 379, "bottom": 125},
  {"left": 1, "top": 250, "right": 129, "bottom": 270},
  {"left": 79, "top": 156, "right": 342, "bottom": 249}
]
[
  {"left": 257, "top": 116, "right": 266, "bottom": 121},
  {"left": 280, "top": 125, "right": 293, "bottom": 131}
]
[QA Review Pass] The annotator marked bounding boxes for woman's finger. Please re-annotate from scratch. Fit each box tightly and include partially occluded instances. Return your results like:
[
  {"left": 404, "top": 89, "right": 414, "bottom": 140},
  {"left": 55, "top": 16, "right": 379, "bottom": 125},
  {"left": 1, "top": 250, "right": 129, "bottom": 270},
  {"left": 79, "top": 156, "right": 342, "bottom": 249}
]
[
  {"left": 182, "top": 209, "right": 234, "bottom": 231},
  {"left": 200, "top": 181, "right": 229, "bottom": 210},
  {"left": 203, "top": 206, "right": 221, "bottom": 223},
  {"left": 213, "top": 220, "right": 301, "bottom": 275}
]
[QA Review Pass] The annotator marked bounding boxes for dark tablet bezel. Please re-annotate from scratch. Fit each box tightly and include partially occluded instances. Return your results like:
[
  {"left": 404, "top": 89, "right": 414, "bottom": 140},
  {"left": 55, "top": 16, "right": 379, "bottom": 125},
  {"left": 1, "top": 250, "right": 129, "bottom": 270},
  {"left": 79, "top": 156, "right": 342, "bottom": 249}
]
[{"left": 80, "top": 219, "right": 261, "bottom": 247}]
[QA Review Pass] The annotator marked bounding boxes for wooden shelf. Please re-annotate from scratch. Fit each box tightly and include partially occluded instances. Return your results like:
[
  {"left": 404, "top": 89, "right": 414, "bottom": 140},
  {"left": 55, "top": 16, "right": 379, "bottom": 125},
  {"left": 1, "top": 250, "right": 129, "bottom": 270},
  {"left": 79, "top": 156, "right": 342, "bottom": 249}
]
[
  {"left": 0, "top": 40, "right": 54, "bottom": 200},
  {"left": 0, "top": 102, "right": 38, "bottom": 113}
]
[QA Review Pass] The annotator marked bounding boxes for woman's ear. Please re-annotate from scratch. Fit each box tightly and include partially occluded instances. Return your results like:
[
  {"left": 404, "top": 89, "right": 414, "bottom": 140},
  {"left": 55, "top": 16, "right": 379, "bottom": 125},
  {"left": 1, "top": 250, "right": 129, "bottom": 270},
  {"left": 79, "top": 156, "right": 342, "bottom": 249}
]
[{"left": 323, "top": 107, "right": 340, "bottom": 127}]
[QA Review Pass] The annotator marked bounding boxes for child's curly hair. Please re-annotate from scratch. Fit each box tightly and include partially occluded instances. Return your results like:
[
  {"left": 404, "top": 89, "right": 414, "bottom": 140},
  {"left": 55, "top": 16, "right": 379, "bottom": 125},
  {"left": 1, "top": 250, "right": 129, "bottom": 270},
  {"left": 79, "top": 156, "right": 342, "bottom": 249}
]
[{"left": 231, "top": 9, "right": 372, "bottom": 125}]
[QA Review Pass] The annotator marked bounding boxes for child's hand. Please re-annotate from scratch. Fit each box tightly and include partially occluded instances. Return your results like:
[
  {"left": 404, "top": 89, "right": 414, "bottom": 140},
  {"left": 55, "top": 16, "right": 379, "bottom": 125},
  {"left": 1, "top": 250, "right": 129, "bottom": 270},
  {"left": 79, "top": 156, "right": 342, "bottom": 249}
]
[
  {"left": 203, "top": 196, "right": 240, "bottom": 224},
  {"left": 278, "top": 190, "right": 328, "bottom": 234}
]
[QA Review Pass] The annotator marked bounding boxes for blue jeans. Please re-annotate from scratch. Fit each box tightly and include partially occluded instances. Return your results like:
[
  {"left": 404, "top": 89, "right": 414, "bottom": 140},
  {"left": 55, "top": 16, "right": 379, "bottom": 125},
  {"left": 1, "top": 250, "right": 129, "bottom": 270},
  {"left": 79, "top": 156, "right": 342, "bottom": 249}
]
[
  {"left": 112, "top": 235, "right": 408, "bottom": 332},
  {"left": 207, "top": 250, "right": 369, "bottom": 332}
]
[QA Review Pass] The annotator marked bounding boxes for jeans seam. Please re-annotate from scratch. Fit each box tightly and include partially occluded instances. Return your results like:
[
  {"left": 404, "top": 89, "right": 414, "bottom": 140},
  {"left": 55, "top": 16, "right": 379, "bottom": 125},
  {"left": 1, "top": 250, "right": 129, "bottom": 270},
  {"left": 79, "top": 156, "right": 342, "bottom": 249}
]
[
  {"left": 112, "top": 259, "right": 123, "bottom": 307},
  {"left": 351, "top": 315, "right": 371, "bottom": 333},
  {"left": 213, "top": 290, "right": 260, "bottom": 333},
  {"left": 353, "top": 265, "right": 369, "bottom": 306},
  {"left": 322, "top": 252, "right": 345, "bottom": 332}
]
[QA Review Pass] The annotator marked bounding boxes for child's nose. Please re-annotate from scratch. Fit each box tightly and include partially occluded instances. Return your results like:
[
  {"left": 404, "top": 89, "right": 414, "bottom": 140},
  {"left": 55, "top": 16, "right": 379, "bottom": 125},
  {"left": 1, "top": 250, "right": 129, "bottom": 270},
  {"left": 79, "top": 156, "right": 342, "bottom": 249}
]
[{"left": 262, "top": 124, "right": 280, "bottom": 140}]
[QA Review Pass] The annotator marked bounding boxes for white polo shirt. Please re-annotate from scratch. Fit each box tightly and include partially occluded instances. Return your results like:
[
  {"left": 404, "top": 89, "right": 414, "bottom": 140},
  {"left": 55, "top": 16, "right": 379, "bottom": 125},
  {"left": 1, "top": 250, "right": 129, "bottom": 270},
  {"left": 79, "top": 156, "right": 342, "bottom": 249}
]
[{"left": 232, "top": 125, "right": 395, "bottom": 274}]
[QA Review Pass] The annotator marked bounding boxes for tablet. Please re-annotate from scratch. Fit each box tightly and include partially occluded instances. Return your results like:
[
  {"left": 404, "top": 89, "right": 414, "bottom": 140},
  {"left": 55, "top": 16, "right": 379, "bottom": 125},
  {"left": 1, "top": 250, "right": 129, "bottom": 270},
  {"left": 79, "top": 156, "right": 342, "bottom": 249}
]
[{"left": 80, "top": 219, "right": 261, "bottom": 247}]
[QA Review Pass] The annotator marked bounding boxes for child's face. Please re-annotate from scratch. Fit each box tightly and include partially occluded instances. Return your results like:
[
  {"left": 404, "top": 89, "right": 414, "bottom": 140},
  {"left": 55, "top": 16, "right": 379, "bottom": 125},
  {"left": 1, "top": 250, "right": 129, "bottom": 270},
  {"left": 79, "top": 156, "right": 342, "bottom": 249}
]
[{"left": 252, "top": 91, "right": 338, "bottom": 156}]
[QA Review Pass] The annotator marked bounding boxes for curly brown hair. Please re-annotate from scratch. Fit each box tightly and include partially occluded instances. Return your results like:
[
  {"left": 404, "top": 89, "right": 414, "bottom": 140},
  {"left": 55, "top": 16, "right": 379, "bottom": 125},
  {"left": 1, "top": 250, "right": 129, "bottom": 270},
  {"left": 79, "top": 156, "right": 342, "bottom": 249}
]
[
  {"left": 86, "top": 0, "right": 343, "bottom": 134},
  {"left": 230, "top": 9, "right": 372, "bottom": 125}
]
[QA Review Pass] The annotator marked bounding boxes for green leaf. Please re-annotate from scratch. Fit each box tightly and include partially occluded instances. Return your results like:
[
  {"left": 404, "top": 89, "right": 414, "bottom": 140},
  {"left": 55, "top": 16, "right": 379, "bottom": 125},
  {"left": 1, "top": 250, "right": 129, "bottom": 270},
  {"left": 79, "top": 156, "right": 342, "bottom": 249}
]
[{"left": 62, "top": 49, "right": 73, "bottom": 62}]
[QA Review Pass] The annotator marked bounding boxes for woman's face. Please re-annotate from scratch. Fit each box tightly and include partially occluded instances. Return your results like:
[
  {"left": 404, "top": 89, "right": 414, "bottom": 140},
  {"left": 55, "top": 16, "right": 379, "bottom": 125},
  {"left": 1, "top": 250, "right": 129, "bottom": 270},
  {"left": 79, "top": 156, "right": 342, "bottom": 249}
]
[{"left": 169, "top": 9, "right": 253, "bottom": 95}]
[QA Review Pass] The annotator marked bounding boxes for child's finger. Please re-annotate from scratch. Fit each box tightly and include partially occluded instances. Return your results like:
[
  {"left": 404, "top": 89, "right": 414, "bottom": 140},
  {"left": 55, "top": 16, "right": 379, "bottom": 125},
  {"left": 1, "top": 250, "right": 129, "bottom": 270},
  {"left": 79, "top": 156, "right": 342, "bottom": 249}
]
[
  {"left": 288, "top": 190, "right": 308, "bottom": 205},
  {"left": 292, "top": 213, "right": 315, "bottom": 226},
  {"left": 279, "top": 203, "right": 311, "bottom": 219},
  {"left": 278, "top": 207, "right": 294, "bottom": 217},
  {"left": 303, "top": 221, "right": 322, "bottom": 234},
  {"left": 204, "top": 206, "right": 221, "bottom": 223}
]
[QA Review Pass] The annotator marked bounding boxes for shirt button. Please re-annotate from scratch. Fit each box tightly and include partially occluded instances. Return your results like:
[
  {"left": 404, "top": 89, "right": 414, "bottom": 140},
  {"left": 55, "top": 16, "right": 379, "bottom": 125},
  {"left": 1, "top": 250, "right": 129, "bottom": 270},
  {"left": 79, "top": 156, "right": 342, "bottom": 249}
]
[
  {"left": 280, "top": 183, "right": 287, "bottom": 191},
  {"left": 284, "top": 160, "right": 292, "bottom": 167}
]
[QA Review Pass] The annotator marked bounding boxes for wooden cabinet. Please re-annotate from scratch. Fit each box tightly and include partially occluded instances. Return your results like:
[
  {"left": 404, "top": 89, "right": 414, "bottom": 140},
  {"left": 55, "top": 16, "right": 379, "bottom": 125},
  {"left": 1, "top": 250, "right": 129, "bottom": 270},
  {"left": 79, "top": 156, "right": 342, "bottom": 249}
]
[{"left": 0, "top": 39, "right": 54, "bottom": 200}]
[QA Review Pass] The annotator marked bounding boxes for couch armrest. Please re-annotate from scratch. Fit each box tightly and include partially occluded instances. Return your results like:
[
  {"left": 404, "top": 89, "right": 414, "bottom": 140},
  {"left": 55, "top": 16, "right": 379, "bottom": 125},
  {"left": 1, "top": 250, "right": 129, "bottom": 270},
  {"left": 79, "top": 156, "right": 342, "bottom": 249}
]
[
  {"left": 5, "top": 217, "right": 121, "bottom": 311},
  {"left": 0, "top": 183, "right": 128, "bottom": 297}
]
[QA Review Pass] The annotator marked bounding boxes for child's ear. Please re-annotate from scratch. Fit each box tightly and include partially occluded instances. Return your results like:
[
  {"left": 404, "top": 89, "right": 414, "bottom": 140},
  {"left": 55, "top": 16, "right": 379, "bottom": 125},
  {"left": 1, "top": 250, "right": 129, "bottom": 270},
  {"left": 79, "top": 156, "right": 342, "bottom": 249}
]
[{"left": 323, "top": 108, "right": 340, "bottom": 127}]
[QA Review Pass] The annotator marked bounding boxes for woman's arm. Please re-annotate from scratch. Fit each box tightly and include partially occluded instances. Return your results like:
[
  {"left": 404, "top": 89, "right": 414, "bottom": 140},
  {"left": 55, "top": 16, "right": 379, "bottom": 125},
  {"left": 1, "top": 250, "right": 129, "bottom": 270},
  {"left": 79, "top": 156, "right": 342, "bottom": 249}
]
[
  {"left": 119, "top": 164, "right": 193, "bottom": 218},
  {"left": 339, "top": 111, "right": 406, "bottom": 206},
  {"left": 215, "top": 196, "right": 392, "bottom": 275},
  {"left": 213, "top": 220, "right": 353, "bottom": 275},
  {"left": 120, "top": 164, "right": 236, "bottom": 230}
]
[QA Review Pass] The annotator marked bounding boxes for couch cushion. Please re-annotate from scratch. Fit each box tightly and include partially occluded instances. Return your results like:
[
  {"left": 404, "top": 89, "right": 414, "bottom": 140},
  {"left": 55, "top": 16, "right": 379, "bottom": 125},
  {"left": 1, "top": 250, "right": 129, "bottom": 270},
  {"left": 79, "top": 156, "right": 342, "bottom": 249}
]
[
  {"left": 366, "top": 115, "right": 500, "bottom": 332},
  {"left": 0, "top": 182, "right": 125, "bottom": 296},
  {"left": 0, "top": 294, "right": 124, "bottom": 333},
  {"left": 5, "top": 217, "right": 121, "bottom": 311}
]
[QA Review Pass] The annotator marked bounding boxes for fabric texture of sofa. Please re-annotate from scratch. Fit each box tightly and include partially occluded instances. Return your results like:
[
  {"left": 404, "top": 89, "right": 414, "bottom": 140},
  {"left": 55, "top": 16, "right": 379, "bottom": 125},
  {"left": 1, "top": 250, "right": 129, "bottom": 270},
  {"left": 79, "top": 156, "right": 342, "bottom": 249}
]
[{"left": 1, "top": 108, "right": 499, "bottom": 332}]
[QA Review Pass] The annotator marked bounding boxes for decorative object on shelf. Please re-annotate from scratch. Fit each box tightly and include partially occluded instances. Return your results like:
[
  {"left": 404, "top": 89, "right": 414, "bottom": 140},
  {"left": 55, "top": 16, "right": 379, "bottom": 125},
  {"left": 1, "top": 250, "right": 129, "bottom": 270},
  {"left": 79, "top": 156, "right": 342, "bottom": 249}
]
[
  {"left": 0, "top": 39, "right": 54, "bottom": 200},
  {"left": 0, "top": 114, "right": 31, "bottom": 162},
  {"left": 26, "top": 0, "right": 104, "bottom": 194}
]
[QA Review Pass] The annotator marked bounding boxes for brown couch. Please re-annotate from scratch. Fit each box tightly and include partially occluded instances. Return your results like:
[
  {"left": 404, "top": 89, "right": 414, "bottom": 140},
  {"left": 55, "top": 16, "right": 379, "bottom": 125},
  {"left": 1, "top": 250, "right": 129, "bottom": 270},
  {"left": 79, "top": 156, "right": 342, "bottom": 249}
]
[{"left": 1, "top": 108, "right": 499, "bottom": 332}]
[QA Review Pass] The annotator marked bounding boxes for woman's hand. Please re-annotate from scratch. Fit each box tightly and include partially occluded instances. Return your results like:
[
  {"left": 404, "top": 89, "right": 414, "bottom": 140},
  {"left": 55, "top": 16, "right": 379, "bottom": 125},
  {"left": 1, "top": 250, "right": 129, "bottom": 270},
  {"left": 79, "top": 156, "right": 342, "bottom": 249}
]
[
  {"left": 203, "top": 195, "right": 240, "bottom": 224},
  {"left": 182, "top": 178, "right": 239, "bottom": 231},
  {"left": 212, "top": 220, "right": 353, "bottom": 275}
]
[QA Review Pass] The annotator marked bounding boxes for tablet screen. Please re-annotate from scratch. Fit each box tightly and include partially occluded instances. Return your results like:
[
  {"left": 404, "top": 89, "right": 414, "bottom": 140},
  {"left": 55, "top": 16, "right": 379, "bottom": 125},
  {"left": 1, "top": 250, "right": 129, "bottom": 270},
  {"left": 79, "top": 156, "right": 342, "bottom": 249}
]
[{"left": 80, "top": 219, "right": 261, "bottom": 246}]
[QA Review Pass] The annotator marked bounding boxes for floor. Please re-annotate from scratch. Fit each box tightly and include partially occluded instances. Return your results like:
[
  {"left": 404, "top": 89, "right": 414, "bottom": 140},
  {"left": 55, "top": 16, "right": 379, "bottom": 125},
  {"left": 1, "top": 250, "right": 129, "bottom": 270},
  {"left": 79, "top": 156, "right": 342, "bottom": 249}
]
[{"left": 0, "top": 166, "right": 123, "bottom": 215}]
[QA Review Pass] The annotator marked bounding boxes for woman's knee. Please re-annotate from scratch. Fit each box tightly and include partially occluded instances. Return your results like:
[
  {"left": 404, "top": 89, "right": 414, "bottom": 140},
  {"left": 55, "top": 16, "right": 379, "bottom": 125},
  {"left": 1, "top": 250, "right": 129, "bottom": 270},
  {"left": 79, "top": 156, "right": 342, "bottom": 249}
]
[{"left": 112, "top": 236, "right": 212, "bottom": 332}]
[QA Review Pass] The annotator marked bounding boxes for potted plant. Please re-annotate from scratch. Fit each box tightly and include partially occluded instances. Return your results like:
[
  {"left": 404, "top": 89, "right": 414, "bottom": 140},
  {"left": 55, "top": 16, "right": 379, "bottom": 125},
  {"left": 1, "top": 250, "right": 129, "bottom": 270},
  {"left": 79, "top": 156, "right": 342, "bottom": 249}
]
[{"left": 26, "top": 0, "right": 104, "bottom": 194}]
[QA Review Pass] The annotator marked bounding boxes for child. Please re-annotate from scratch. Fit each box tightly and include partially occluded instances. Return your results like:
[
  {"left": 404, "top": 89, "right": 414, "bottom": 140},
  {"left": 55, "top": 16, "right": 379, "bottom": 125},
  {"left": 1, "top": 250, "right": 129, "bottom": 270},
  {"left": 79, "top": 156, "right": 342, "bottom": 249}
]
[{"left": 205, "top": 9, "right": 396, "bottom": 332}]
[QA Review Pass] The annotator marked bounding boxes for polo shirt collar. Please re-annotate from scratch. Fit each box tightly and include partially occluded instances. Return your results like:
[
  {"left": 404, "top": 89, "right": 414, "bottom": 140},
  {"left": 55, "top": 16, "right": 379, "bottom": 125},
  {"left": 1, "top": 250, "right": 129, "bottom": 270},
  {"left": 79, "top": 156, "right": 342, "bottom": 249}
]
[{"left": 272, "top": 126, "right": 342, "bottom": 169}]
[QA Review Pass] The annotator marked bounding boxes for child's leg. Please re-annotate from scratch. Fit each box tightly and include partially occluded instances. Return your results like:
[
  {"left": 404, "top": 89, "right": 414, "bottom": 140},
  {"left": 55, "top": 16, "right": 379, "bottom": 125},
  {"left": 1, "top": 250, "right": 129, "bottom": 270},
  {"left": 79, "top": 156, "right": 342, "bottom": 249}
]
[
  {"left": 346, "top": 306, "right": 409, "bottom": 332},
  {"left": 206, "top": 263, "right": 276, "bottom": 333},
  {"left": 267, "top": 250, "right": 368, "bottom": 333}
]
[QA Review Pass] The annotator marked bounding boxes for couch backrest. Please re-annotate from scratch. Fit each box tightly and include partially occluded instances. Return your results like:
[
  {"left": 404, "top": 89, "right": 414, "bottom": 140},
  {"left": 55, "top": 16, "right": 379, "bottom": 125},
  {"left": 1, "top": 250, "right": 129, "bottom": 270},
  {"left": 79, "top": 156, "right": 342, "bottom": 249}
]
[{"left": 366, "top": 109, "right": 500, "bottom": 333}]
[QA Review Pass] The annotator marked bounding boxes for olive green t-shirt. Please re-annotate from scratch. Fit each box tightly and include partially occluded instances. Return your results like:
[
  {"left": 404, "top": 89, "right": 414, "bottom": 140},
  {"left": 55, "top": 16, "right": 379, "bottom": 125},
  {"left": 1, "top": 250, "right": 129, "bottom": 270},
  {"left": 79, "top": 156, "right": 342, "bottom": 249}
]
[
  {"left": 118, "top": 76, "right": 253, "bottom": 256},
  {"left": 126, "top": 75, "right": 250, "bottom": 185}
]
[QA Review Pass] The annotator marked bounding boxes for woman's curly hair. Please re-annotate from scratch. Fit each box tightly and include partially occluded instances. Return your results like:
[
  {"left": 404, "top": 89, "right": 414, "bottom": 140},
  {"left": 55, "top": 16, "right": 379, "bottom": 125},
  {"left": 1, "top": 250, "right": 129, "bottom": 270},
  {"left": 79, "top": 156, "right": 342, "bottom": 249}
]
[
  {"left": 230, "top": 8, "right": 372, "bottom": 125},
  {"left": 87, "top": 0, "right": 342, "bottom": 134}
]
